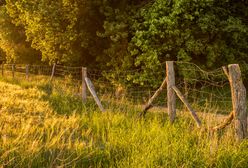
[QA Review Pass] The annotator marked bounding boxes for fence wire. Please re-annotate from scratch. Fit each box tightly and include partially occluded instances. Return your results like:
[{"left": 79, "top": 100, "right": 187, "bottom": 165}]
[
  {"left": 0, "top": 62, "right": 235, "bottom": 114},
  {"left": 174, "top": 62, "right": 231, "bottom": 114}
]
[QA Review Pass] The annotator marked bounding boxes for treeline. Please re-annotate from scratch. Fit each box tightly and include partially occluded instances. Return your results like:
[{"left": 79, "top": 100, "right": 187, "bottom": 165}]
[{"left": 0, "top": 0, "right": 248, "bottom": 87}]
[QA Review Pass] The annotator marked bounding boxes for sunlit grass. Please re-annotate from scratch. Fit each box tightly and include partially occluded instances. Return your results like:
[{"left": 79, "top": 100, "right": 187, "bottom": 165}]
[{"left": 0, "top": 77, "right": 248, "bottom": 167}]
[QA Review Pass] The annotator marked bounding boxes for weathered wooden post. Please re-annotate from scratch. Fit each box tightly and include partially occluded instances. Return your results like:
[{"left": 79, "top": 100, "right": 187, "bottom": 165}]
[
  {"left": 26, "top": 65, "right": 29, "bottom": 80},
  {"left": 82, "top": 67, "right": 87, "bottom": 102},
  {"left": 228, "top": 64, "right": 247, "bottom": 140},
  {"left": 12, "top": 64, "right": 15, "bottom": 78},
  {"left": 49, "top": 63, "right": 56, "bottom": 82},
  {"left": 172, "top": 86, "right": 201, "bottom": 128},
  {"left": 85, "top": 77, "right": 105, "bottom": 112},
  {"left": 166, "top": 61, "right": 176, "bottom": 123},
  {"left": 140, "top": 77, "right": 167, "bottom": 117}
]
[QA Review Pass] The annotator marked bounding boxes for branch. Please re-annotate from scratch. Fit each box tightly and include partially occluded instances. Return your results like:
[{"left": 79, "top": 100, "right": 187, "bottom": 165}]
[
  {"left": 139, "top": 77, "right": 167, "bottom": 118},
  {"left": 211, "top": 111, "right": 234, "bottom": 131}
]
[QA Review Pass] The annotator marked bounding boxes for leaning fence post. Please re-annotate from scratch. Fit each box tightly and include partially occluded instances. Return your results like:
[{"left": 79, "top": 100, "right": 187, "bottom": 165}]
[
  {"left": 50, "top": 63, "right": 56, "bottom": 82},
  {"left": 166, "top": 61, "right": 176, "bottom": 123},
  {"left": 228, "top": 64, "right": 247, "bottom": 140},
  {"left": 172, "top": 86, "right": 201, "bottom": 128},
  {"left": 1, "top": 64, "right": 4, "bottom": 76},
  {"left": 82, "top": 67, "right": 87, "bottom": 102},
  {"left": 26, "top": 65, "right": 29, "bottom": 80},
  {"left": 85, "top": 77, "right": 105, "bottom": 112},
  {"left": 12, "top": 64, "right": 15, "bottom": 78},
  {"left": 140, "top": 77, "right": 167, "bottom": 117}
]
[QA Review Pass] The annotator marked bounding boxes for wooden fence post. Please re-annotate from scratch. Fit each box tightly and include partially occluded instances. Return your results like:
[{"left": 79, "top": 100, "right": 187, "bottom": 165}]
[
  {"left": 228, "top": 64, "right": 247, "bottom": 140},
  {"left": 166, "top": 61, "right": 176, "bottom": 123},
  {"left": 82, "top": 67, "right": 87, "bottom": 102},
  {"left": 12, "top": 64, "right": 15, "bottom": 78},
  {"left": 1, "top": 64, "right": 3, "bottom": 76},
  {"left": 172, "top": 86, "right": 201, "bottom": 128},
  {"left": 140, "top": 77, "right": 167, "bottom": 117},
  {"left": 26, "top": 65, "right": 29, "bottom": 80},
  {"left": 50, "top": 63, "right": 56, "bottom": 82},
  {"left": 85, "top": 77, "right": 105, "bottom": 112}
]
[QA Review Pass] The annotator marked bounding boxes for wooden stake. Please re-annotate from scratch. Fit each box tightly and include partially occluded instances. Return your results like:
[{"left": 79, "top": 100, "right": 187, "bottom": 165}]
[
  {"left": 26, "top": 65, "right": 29, "bottom": 80},
  {"left": 85, "top": 77, "right": 105, "bottom": 112},
  {"left": 228, "top": 64, "right": 247, "bottom": 140},
  {"left": 12, "top": 64, "right": 15, "bottom": 78},
  {"left": 211, "top": 66, "right": 236, "bottom": 132},
  {"left": 82, "top": 67, "right": 87, "bottom": 102},
  {"left": 172, "top": 86, "right": 202, "bottom": 128},
  {"left": 50, "top": 63, "right": 56, "bottom": 82},
  {"left": 140, "top": 77, "right": 167, "bottom": 117},
  {"left": 222, "top": 66, "right": 229, "bottom": 80},
  {"left": 166, "top": 61, "right": 176, "bottom": 123}
]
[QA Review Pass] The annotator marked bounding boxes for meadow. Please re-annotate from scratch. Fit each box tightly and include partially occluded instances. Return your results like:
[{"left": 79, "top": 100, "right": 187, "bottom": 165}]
[{"left": 0, "top": 76, "right": 248, "bottom": 168}]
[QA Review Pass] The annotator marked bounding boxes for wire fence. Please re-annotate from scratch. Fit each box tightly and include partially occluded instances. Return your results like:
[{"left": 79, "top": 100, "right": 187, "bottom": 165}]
[
  {"left": 174, "top": 62, "right": 231, "bottom": 115},
  {"left": 0, "top": 62, "right": 235, "bottom": 114}
]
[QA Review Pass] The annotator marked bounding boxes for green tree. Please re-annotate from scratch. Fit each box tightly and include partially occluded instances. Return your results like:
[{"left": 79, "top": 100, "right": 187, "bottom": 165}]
[
  {"left": 96, "top": 0, "right": 145, "bottom": 87},
  {"left": 127, "top": 0, "right": 248, "bottom": 86},
  {"left": 0, "top": 5, "right": 41, "bottom": 64},
  {"left": 2, "top": 0, "right": 248, "bottom": 89},
  {"left": 5, "top": 0, "right": 105, "bottom": 66}
]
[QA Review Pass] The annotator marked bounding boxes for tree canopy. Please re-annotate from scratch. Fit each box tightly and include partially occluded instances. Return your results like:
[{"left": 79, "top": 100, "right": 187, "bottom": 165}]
[{"left": 0, "top": 0, "right": 247, "bottom": 86}]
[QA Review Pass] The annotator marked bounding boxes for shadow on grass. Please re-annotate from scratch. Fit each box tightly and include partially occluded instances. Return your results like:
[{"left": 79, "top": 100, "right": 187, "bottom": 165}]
[
  {"left": 0, "top": 77, "right": 34, "bottom": 89},
  {"left": 0, "top": 78, "right": 98, "bottom": 115},
  {"left": 39, "top": 87, "right": 100, "bottom": 115}
]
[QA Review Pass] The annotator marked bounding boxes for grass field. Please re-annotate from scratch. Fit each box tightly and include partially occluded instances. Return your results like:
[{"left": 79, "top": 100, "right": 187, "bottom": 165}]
[{"left": 0, "top": 77, "right": 248, "bottom": 167}]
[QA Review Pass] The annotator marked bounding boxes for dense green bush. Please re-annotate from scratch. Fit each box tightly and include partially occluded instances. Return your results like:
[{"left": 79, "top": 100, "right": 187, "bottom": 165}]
[{"left": 127, "top": 0, "right": 248, "bottom": 86}]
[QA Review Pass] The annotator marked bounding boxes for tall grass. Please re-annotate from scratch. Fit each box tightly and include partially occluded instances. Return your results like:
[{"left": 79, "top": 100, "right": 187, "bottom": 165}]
[{"left": 0, "top": 77, "right": 248, "bottom": 167}]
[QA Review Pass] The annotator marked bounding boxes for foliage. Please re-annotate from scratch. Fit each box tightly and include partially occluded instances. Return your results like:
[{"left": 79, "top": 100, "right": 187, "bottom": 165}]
[
  {"left": 96, "top": 0, "right": 149, "bottom": 87},
  {"left": 5, "top": 0, "right": 104, "bottom": 65},
  {"left": 0, "top": 6, "right": 41, "bottom": 63},
  {"left": 127, "top": 0, "right": 248, "bottom": 86},
  {"left": 0, "top": 0, "right": 248, "bottom": 88}
]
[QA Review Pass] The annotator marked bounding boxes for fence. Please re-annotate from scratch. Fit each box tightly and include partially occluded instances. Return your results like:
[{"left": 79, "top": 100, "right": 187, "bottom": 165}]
[{"left": 0, "top": 61, "right": 247, "bottom": 140}]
